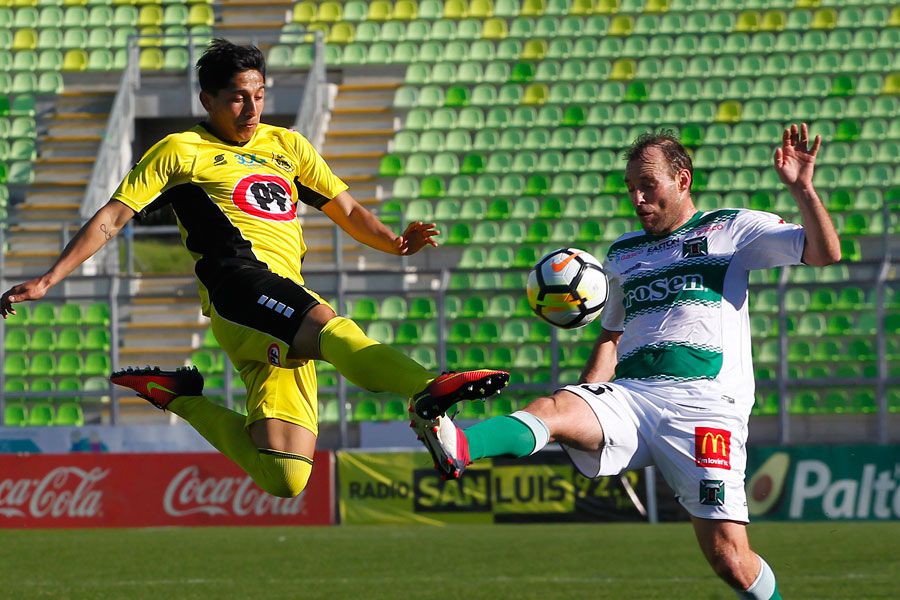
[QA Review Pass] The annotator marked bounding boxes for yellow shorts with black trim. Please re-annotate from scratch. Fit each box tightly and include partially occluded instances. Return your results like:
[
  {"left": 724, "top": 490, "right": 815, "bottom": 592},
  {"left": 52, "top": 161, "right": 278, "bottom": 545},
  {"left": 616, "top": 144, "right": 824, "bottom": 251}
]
[{"left": 206, "top": 267, "right": 333, "bottom": 436}]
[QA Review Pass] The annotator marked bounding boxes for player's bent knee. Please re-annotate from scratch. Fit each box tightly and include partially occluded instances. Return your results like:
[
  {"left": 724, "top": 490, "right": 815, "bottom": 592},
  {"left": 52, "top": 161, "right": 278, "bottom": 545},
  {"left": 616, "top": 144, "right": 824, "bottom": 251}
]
[
  {"left": 525, "top": 391, "right": 603, "bottom": 451},
  {"left": 257, "top": 449, "right": 314, "bottom": 498},
  {"left": 290, "top": 304, "right": 337, "bottom": 361}
]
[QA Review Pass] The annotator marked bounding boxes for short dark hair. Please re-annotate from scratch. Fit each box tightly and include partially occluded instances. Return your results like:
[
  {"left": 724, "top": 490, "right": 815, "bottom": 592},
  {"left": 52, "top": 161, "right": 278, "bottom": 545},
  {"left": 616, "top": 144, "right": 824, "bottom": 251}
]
[
  {"left": 624, "top": 129, "right": 693, "bottom": 187},
  {"left": 196, "top": 38, "right": 266, "bottom": 94}
]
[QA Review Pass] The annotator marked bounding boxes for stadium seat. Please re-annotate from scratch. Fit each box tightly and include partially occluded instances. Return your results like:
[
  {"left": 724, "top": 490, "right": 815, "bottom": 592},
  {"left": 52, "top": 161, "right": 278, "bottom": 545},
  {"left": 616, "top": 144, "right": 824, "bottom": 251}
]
[
  {"left": 28, "top": 403, "right": 55, "bottom": 427},
  {"left": 4, "top": 403, "right": 27, "bottom": 427}
]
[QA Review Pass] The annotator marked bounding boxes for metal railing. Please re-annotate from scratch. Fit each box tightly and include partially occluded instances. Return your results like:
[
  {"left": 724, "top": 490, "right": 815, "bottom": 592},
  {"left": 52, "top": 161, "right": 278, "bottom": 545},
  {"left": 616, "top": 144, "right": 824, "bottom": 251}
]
[
  {"left": 80, "top": 45, "right": 140, "bottom": 276},
  {"left": 293, "top": 31, "right": 327, "bottom": 146}
]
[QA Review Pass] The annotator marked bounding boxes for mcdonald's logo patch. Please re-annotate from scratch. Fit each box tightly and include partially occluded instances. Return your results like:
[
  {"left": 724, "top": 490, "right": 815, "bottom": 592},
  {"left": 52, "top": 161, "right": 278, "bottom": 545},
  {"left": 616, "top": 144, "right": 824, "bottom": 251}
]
[{"left": 694, "top": 427, "right": 731, "bottom": 470}]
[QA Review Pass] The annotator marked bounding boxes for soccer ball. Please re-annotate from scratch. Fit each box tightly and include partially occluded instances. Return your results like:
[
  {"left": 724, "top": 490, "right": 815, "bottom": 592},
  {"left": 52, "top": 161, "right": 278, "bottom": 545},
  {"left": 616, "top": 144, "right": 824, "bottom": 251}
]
[{"left": 526, "top": 248, "right": 609, "bottom": 329}]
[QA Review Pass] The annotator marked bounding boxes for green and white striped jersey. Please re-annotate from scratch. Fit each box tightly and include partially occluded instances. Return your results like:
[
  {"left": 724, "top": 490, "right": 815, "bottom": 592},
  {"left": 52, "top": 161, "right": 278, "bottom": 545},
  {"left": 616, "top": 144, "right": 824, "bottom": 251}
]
[{"left": 601, "top": 209, "right": 805, "bottom": 410}]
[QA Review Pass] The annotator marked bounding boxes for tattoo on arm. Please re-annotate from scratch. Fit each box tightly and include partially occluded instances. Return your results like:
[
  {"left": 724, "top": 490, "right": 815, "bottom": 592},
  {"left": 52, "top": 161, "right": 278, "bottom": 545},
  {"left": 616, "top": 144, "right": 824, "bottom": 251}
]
[{"left": 100, "top": 223, "right": 113, "bottom": 241}]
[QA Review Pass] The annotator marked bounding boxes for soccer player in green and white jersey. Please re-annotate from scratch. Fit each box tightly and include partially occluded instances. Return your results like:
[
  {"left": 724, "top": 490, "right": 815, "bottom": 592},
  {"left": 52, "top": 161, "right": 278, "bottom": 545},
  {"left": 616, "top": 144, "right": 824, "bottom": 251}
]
[{"left": 413, "top": 123, "right": 841, "bottom": 599}]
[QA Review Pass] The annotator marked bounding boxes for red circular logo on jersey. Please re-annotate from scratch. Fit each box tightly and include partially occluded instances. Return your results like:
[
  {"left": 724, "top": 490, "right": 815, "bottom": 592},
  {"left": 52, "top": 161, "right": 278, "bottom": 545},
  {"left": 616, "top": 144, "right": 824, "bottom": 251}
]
[{"left": 232, "top": 174, "right": 296, "bottom": 221}]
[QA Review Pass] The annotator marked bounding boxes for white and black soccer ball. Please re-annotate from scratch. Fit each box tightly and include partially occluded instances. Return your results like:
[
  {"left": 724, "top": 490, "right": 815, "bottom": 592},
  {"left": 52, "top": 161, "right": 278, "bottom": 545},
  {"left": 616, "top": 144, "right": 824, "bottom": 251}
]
[{"left": 526, "top": 248, "right": 609, "bottom": 329}]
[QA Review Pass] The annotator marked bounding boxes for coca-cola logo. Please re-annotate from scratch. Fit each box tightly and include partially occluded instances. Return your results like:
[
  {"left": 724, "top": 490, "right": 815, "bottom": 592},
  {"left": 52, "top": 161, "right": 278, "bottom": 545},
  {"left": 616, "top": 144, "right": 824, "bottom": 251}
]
[
  {"left": 163, "top": 466, "right": 306, "bottom": 518},
  {"left": 0, "top": 466, "right": 107, "bottom": 519}
]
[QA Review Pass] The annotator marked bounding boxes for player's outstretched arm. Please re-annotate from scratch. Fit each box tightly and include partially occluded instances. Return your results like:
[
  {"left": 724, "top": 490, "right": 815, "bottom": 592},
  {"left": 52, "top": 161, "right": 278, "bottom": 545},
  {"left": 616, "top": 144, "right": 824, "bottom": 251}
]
[
  {"left": 0, "top": 200, "right": 135, "bottom": 318},
  {"left": 773, "top": 122, "right": 841, "bottom": 266},
  {"left": 322, "top": 191, "right": 439, "bottom": 256},
  {"left": 579, "top": 328, "right": 622, "bottom": 384}
]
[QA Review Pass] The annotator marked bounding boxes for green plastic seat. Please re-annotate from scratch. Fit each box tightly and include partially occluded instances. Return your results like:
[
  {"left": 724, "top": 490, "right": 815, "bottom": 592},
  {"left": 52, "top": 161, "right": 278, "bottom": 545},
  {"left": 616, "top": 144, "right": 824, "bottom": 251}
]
[
  {"left": 4, "top": 353, "right": 28, "bottom": 377},
  {"left": 55, "top": 402, "right": 84, "bottom": 426},
  {"left": 352, "top": 398, "right": 381, "bottom": 422},
  {"left": 76, "top": 302, "right": 108, "bottom": 327},
  {"left": 29, "top": 352, "right": 57, "bottom": 377},
  {"left": 191, "top": 349, "right": 224, "bottom": 374},
  {"left": 366, "top": 321, "right": 394, "bottom": 344},
  {"left": 26, "top": 403, "right": 54, "bottom": 427},
  {"left": 82, "top": 353, "right": 111, "bottom": 377},
  {"left": 381, "top": 399, "right": 408, "bottom": 421},
  {"left": 4, "top": 403, "right": 28, "bottom": 427}
]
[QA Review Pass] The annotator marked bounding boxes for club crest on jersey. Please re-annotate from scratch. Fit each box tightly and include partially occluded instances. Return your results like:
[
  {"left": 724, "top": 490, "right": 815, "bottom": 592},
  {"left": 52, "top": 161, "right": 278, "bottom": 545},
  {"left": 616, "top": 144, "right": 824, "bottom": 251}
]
[
  {"left": 699, "top": 480, "right": 725, "bottom": 506},
  {"left": 232, "top": 174, "right": 296, "bottom": 221},
  {"left": 272, "top": 153, "right": 293, "bottom": 172},
  {"left": 682, "top": 236, "right": 708, "bottom": 258},
  {"left": 267, "top": 343, "right": 281, "bottom": 367}
]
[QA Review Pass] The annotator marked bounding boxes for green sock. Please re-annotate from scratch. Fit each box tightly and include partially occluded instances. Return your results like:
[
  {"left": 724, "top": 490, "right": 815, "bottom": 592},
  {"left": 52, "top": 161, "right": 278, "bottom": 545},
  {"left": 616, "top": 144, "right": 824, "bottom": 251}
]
[{"left": 465, "top": 414, "right": 547, "bottom": 461}]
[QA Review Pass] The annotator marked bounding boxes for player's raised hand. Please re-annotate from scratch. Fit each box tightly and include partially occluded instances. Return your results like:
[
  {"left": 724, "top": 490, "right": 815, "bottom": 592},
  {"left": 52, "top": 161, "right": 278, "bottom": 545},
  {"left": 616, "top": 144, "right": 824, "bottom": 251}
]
[
  {"left": 774, "top": 122, "right": 821, "bottom": 189},
  {"left": 0, "top": 276, "right": 51, "bottom": 319},
  {"left": 397, "top": 221, "right": 439, "bottom": 255}
]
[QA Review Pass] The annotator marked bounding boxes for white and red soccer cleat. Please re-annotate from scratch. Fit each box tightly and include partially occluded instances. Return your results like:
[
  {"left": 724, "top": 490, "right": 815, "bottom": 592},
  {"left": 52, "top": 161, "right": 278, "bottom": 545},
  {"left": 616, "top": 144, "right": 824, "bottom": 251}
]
[
  {"left": 409, "top": 408, "right": 471, "bottom": 479},
  {"left": 413, "top": 370, "right": 509, "bottom": 420},
  {"left": 110, "top": 366, "right": 204, "bottom": 409}
]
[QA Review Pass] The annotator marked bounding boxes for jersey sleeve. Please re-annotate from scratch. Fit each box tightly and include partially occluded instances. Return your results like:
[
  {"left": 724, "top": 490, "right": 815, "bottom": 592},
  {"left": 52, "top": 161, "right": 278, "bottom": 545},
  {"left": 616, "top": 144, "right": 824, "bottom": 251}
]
[
  {"left": 600, "top": 260, "right": 625, "bottom": 332},
  {"left": 110, "top": 135, "right": 194, "bottom": 213},
  {"left": 291, "top": 131, "right": 349, "bottom": 210},
  {"left": 731, "top": 209, "right": 806, "bottom": 271}
]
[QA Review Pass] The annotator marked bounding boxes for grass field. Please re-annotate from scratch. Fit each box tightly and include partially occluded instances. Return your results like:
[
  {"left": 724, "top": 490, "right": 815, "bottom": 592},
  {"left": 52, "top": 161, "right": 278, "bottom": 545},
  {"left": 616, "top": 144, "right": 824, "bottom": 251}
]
[{"left": 2, "top": 522, "right": 896, "bottom": 599}]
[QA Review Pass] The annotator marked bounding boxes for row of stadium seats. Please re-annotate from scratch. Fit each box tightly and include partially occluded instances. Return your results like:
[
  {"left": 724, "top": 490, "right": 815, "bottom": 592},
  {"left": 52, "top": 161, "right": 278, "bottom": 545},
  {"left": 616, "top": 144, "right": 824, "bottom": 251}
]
[
  {"left": 1, "top": 302, "right": 110, "bottom": 326},
  {"left": 392, "top": 81, "right": 898, "bottom": 111},
  {"left": 398, "top": 190, "right": 891, "bottom": 223},
  {"left": 0, "top": 4, "right": 214, "bottom": 31},
  {"left": 2, "top": 0, "right": 212, "bottom": 6},
  {"left": 753, "top": 339, "right": 898, "bottom": 364},
  {"left": 0, "top": 47, "right": 202, "bottom": 73},
  {"left": 294, "top": 19, "right": 900, "bottom": 51},
  {"left": 4, "top": 327, "right": 111, "bottom": 351},
  {"left": 434, "top": 219, "right": 891, "bottom": 250},
  {"left": 757, "top": 388, "right": 894, "bottom": 416},
  {"left": 380, "top": 146, "right": 898, "bottom": 179},
  {"left": 394, "top": 116, "right": 897, "bottom": 147},
  {"left": 386, "top": 170, "right": 897, "bottom": 201},
  {"left": 394, "top": 106, "right": 900, "bottom": 137},
  {"left": 291, "top": 2, "right": 897, "bottom": 29},
  {"left": 303, "top": 41, "right": 900, "bottom": 69},
  {"left": 395, "top": 111, "right": 898, "bottom": 141},
  {"left": 285, "top": 17, "right": 900, "bottom": 46},
  {"left": 0, "top": 26, "right": 212, "bottom": 52},
  {"left": 3, "top": 402, "right": 84, "bottom": 427},
  {"left": 4, "top": 352, "right": 112, "bottom": 377}
]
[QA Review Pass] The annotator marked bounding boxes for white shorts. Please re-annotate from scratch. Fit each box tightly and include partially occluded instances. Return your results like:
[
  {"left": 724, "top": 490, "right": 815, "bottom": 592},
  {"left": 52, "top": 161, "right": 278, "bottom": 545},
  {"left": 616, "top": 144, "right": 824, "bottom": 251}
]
[{"left": 559, "top": 382, "right": 749, "bottom": 523}]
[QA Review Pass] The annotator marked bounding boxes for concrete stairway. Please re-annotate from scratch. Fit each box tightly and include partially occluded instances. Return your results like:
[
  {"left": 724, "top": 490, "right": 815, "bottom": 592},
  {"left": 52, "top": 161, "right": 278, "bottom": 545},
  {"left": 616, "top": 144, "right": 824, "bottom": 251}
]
[
  {"left": 216, "top": 0, "right": 290, "bottom": 34},
  {"left": 302, "top": 76, "right": 403, "bottom": 270}
]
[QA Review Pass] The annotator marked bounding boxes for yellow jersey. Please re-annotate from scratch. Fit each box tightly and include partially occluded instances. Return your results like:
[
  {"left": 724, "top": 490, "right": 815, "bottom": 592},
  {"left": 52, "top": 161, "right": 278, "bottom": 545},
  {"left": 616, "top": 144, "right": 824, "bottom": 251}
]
[{"left": 112, "top": 122, "right": 347, "bottom": 315}]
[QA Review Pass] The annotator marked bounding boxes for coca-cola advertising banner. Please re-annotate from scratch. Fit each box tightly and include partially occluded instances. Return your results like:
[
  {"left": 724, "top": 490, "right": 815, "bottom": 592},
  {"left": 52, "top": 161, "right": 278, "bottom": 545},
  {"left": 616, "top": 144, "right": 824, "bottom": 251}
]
[{"left": 0, "top": 452, "right": 334, "bottom": 528}]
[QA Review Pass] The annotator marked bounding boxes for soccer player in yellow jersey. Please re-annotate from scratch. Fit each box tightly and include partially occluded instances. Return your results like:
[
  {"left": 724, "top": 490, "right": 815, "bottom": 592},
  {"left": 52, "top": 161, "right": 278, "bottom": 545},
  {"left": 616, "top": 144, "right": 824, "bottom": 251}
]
[{"left": 0, "top": 39, "right": 508, "bottom": 497}]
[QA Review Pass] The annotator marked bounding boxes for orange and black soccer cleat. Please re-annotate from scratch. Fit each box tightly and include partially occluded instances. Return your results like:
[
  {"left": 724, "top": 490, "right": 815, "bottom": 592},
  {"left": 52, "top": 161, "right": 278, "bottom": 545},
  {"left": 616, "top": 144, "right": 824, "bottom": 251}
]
[
  {"left": 413, "top": 370, "right": 509, "bottom": 420},
  {"left": 110, "top": 366, "right": 204, "bottom": 409}
]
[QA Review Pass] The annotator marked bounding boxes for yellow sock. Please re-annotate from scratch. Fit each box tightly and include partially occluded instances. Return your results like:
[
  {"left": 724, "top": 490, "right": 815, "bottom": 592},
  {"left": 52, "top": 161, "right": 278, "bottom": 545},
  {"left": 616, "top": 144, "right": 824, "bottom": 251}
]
[
  {"left": 318, "top": 316, "right": 435, "bottom": 398},
  {"left": 258, "top": 449, "right": 313, "bottom": 498},
  {"left": 168, "top": 396, "right": 312, "bottom": 498}
]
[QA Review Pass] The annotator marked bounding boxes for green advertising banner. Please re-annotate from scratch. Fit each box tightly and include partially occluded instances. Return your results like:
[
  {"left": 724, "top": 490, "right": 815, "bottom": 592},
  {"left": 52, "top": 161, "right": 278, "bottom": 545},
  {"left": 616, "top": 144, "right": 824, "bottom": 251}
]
[
  {"left": 746, "top": 445, "right": 900, "bottom": 521},
  {"left": 338, "top": 450, "right": 648, "bottom": 525}
]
